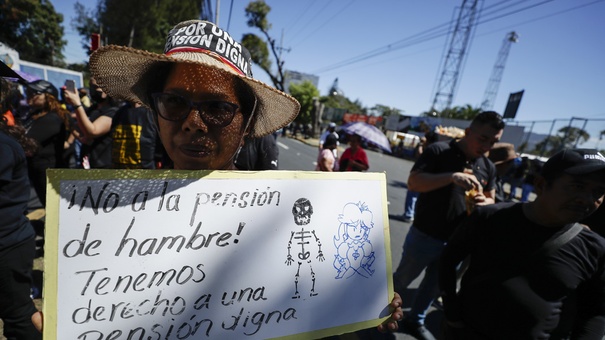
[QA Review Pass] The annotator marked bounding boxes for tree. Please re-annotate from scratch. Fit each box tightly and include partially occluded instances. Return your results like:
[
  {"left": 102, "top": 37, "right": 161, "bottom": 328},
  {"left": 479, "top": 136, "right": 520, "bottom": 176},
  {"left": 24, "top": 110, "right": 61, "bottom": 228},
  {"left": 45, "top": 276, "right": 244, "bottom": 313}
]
[
  {"left": 242, "top": 0, "right": 287, "bottom": 91},
  {"left": 423, "top": 104, "right": 482, "bottom": 120},
  {"left": 0, "top": 0, "right": 66, "bottom": 65},
  {"left": 72, "top": 0, "right": 199, "bottom": 56},
  {"left": 288, "top": 81, "right": 319, "bottom": 125},
  {"left": 534, "top": 126, "right": 591, "bottom": 156},
  {"left": 320, "top": 95, "right": 365, "bottom": 114},
  {"left": 370, "top": 104, "right": 402, "bottom": 117}
]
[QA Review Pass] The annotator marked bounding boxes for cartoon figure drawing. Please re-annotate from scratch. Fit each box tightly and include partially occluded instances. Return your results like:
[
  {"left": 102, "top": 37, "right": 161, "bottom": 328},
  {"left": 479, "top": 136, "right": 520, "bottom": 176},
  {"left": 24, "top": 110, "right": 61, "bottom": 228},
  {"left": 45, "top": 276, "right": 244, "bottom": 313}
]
[
  {"left": 286, "top": 198, "right": 325, "bottom": 299},
  {"left": 333, "top": 202, "right": 375, "bottom": 279}
]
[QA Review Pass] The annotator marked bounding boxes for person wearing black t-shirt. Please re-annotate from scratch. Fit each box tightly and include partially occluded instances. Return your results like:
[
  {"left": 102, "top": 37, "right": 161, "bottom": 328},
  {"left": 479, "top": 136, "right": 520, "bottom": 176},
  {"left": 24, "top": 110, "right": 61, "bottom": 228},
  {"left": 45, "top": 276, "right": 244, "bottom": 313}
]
[
  {"left": 440, "top": 148, "right": 605, "bottom": 339},
  {"left": 393, "top": 111, "right": 504, "bottom": 340}
]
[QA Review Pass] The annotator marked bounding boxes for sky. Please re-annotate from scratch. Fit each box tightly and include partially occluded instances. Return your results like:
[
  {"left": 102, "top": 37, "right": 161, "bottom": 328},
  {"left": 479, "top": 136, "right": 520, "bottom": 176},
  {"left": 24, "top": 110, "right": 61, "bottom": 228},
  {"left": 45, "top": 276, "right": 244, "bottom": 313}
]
[{"left": 54, "top": 0, "right": 605, "bottom": 149}]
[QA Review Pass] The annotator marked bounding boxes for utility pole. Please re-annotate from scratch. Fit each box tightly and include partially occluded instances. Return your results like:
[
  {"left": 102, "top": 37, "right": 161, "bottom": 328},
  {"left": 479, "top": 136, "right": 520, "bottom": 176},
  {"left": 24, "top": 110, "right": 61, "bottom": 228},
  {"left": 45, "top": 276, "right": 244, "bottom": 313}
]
[
  {"left": 480, "top": 31, "right": 518, "bottom": 111},
  {"left": 431, "top": 0, "right": 481, "bottom": 113},
  {"left": 215, "top": 0, "right": 220, "bottom": 26}
]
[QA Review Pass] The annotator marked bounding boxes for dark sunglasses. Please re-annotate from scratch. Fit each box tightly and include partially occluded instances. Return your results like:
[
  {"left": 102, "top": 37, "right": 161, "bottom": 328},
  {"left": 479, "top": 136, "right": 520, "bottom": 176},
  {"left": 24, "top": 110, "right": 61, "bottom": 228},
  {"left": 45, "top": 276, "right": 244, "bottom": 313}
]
[
  {"left": 26, "top": 89, "right": 43, "bottom": 96},
  {"left": 151, "top": 93, "right": 239, "bottom": 127}
]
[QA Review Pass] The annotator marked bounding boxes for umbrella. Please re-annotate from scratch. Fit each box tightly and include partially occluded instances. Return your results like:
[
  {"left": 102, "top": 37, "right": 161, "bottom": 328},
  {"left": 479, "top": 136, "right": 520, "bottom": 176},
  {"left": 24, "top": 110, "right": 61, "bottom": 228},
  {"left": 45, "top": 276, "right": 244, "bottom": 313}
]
[{"left": 339, "top": 122, "right": 392, "bottom": 153}]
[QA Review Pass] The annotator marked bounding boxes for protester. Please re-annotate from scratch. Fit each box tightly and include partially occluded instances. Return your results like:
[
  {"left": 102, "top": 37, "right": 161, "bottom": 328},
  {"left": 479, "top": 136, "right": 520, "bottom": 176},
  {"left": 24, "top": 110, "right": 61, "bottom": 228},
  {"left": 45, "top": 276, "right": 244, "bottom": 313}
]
[
  {"left": 63, "top": 78, "right": 119, "bottom": 169},
  {"left": 235, "top": 134, "right": 279, "bottom": 170},
  {"left": 402, "top": 131, "right": 438, "bottom": 222},
  {"left": 319, "top": 122, "right": 340, "bottom": 170},
  {"left": 339, "top": 133, "right": 369, "bottom": 171},
  {"left": 392, "top": 111, "right": 504, "bottom": 340},
  {"left": 78, "top": 87, "right": 91, "bottom": 108},
  {"left": 24, "top": 79, "right": 71, "bottom": 207},
  {"left": 439, "top": 148, "right": 605, "bottom": 339},
  {"left": 83, "top": 19, "right": 402, "bottom": 333},
  {"left": 487, "top": 142, "right": 518, "bottom": 203},
  {"left": 0, "top": 76, "right": 42, "bottom": 339},
  {"left": 507, "top": 155, "right": 528, "bottom": 200},
  {"left": 109, "top": 101, "right": 164, "bottom": 169},
  {"left": 316, "top": 133, "right": 339, "bottom": 171},
  {"left": 520, "top": 157, "right": 543, "bottom": 202}
]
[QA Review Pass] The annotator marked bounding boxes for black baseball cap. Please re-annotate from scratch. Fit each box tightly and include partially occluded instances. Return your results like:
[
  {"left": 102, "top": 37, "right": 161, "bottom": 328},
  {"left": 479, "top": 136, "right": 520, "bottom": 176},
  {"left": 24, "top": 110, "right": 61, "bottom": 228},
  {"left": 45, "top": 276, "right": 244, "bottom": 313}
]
[
  {"left": 541, "top": 148, "right": 605, "bottom": 179},
  {"left": 26, "top": 79, "right": 58, "bottom": 98}
]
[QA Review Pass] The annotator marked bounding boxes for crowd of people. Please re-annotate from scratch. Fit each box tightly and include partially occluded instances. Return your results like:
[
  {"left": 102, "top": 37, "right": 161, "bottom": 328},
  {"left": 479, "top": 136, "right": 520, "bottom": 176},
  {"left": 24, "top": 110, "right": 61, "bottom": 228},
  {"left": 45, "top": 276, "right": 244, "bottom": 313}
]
[
  {"left": 0, "top": 19, "right": 402, "bottom": 338},
  {"left": 1, "top": 18, "right": 604, "bottom": 340}
]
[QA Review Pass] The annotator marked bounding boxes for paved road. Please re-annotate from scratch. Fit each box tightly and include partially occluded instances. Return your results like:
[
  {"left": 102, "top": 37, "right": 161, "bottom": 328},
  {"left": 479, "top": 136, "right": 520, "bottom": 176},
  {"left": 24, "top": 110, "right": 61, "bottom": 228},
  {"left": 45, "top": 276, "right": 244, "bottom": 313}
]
[
  {"left": 25, "top": 135, "right": 437, "bottom": 340},
  {"left": 277, "top": 136, "right": 441, "bottom": 339}
]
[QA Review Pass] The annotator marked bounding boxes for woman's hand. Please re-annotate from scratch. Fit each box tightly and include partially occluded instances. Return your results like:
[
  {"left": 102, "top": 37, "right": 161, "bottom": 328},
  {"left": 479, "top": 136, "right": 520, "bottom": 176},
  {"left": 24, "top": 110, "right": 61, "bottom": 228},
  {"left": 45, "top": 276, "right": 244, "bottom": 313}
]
[
  {"left": 377, "top": 292, "right": 403, "bottom": 332},
  {"left": 62, "top": 87, "right": 81, "bottom": 107},
  {"left": 32, "top": 311, "right": 43, "bottom": 332}
]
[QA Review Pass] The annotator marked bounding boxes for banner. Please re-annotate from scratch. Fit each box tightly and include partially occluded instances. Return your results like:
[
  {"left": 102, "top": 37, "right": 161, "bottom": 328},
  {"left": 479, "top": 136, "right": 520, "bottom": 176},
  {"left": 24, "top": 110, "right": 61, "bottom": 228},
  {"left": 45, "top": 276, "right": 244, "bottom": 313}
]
[
  {"left": 503, "top": 90, "right": 524, "bottom": 119},
  {"left": 44, "top": 170, "right": 393, "bottom": 339}
]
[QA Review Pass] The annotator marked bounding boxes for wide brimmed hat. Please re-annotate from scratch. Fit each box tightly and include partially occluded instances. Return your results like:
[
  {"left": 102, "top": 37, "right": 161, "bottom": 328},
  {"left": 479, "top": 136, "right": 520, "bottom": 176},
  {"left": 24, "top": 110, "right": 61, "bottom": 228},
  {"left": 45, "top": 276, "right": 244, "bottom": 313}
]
[
  {"left": 90, "top": 20, "right": 300, "bottom": 137},
  {"left": 488, "top": 142, "right": 517, "bottom": 165}
]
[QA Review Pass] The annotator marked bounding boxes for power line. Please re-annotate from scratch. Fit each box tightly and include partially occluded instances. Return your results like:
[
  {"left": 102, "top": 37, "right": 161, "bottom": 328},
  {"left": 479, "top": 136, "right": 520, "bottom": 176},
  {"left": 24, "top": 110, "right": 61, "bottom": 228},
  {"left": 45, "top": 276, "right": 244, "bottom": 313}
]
[
  {"left": 311, "top": 0, "right": 598, "bottom": 74},
  {"left": 289, "top": 0, "right": 359, "bottom": 47}
]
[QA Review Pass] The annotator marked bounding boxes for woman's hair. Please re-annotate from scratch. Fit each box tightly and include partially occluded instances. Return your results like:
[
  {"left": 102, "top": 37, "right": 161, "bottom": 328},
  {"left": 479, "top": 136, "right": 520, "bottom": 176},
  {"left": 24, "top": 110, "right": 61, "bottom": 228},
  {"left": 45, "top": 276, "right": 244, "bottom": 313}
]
[
  {"left": 42, "top": 93, "right": 72, "bottom": 132},
  {"left": 0, "top": 117, "right": 39, "bottom": 157}
]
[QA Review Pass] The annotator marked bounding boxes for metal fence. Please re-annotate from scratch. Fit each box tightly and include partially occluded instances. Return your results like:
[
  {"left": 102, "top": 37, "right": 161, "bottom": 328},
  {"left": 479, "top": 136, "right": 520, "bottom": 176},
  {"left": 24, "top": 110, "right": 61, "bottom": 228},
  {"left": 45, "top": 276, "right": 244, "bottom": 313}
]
[{"left": 505, "top": 117, "right": 605, "bottom": 156}]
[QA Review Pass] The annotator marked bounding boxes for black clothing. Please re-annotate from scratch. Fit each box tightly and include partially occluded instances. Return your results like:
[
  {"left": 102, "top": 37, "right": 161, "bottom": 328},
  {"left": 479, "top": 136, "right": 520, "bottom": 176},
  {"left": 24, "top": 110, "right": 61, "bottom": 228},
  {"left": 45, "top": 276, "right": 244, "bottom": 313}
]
[
  {"left": 0, "top": 132, "right": 40, "bottom": 339},
  {"left": 440, "top": 203, "right": 605, "bottom": 339},
  {"left": 235, "top": 135, "right": 279, "bottom": 170},
  {"left": 111, "top": 104, "right": 160, "bottom": 169},
  {"left": 412, "top": 140, "right": 497, "bottom": 241},
  {"left": 0, "top": 132, "right": 36, "bottom": 249},
  {"left": 82, "top": 104, "right": 118, "bottom": 169},
  {"left": 26, "top": 111, "right": 67, "bottom": 206}
]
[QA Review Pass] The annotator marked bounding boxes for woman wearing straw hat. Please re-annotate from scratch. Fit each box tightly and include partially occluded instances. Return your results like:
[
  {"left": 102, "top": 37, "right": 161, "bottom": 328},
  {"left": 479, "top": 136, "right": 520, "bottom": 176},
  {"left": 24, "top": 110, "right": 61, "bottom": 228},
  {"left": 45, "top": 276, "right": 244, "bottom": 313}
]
[{"left": 36, "top": 20, "right": 403, "bottom": 333}]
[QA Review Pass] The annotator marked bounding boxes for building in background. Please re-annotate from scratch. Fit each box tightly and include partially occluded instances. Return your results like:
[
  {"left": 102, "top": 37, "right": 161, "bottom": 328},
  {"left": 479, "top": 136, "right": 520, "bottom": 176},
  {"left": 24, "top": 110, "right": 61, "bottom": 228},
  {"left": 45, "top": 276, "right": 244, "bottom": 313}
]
[{"left": 0, "top": 42, "right": 83, "bottom": 90}]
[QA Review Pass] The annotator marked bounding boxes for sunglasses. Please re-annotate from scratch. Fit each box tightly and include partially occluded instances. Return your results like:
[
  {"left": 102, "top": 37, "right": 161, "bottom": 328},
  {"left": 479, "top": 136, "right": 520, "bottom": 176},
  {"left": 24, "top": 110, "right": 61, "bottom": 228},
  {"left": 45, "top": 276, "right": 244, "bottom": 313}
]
[
  {"left": 26, "top": 89, "right": 44, "bottom": 96},
  {"left": 151, "top": 93, "right": 239, "bottom": 127}
]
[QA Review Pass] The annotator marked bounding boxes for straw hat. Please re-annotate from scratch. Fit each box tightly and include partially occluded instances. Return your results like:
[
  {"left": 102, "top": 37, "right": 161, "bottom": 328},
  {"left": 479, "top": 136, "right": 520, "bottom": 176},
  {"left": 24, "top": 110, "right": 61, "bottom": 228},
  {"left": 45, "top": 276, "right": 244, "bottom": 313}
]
[
  {"left": 488, "top": 143, "right": 517, "bottom": 165},
  {"left": 89, "top": 20, "right": 300, "bottom": 137}
]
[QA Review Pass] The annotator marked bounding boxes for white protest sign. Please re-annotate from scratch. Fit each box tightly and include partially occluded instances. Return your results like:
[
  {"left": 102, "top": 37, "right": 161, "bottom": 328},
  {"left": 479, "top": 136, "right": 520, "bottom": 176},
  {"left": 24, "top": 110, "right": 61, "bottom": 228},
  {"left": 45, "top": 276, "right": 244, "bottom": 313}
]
[{"left": 44, "top": 170, "right": 394, "bottom": 339}]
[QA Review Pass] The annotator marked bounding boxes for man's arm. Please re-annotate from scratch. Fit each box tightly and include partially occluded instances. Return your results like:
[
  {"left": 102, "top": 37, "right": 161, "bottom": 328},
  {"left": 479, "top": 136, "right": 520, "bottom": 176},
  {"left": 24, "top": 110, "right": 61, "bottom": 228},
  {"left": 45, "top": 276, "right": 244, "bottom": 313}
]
[
  {"left": 571, "top": 270, "right": 605, "bottom": 339},
  {"left": 439, "top": 213, "right": 482, "bottom": 327},
  {"left": 408, "top": 170, "right": 483, "bottom": 193}
]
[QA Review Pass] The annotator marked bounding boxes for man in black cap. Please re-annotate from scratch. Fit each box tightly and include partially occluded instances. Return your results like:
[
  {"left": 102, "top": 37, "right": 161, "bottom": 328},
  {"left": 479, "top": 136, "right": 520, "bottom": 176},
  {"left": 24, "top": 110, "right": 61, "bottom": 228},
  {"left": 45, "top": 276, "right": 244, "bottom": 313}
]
[{"left": 439, "top": 148, "right": 605, "bottom": 339}]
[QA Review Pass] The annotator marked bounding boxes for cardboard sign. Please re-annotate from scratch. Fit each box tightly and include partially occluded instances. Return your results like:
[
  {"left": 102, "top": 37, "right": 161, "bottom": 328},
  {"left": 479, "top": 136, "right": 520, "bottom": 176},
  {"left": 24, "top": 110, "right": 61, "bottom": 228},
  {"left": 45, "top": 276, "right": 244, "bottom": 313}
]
[{"left": 44, "top": 170, "right": 393, "bottom": 339}]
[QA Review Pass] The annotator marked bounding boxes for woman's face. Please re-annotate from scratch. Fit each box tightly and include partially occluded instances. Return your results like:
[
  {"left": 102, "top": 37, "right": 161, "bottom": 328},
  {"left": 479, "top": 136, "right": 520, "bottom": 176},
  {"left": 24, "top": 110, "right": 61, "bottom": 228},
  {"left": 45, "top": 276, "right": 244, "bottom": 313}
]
[
  {"left": 157, "top": 63, "right": 248, "bottom": 170},
  {"left": 26, "top": 90, "right": 46, "bottom": 109}
]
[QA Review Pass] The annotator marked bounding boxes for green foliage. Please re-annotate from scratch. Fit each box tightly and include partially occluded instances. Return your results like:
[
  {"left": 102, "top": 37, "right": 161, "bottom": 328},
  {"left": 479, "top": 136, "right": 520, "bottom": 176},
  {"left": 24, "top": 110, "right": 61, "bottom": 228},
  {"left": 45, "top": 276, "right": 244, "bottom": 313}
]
[
  {"left": 73, "top": 0, "right": 199, "bottom": 55},
  {"left": 243, "top": 0, "right": 285, "bottom": 91},
  {"left": 422, "top": 104, "right": 482, "bottom": 120},
  {"left": 288, "top": 81, "right": 319, "bottom": 124},
  {"left": 245, "top": 0, "right": 271, "bottom": 30},
  {"left": 0, "top": 0, "right": 66, "bottom": 65},
  {"left": 320, "top": 93, "right": 366, "bottom": 115},
  {"left": 370, "top": 104, "right": 402, "bottom": 117},
  {"left": 533, "top": 126, "right": 591, "bottom": 156},
  {"left": 241, "top": 33, "right": 271, "bottom": 73}
]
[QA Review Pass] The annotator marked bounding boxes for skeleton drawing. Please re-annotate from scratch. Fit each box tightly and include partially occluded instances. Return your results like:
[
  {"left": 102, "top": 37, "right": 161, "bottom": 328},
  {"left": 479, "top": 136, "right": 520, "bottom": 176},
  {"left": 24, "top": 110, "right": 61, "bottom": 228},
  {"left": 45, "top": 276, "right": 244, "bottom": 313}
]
[
  {"left": 285, "top": 198, "right": 325, "bottom": 299},
  {"left": 333, "top": 202, "right": 375, "bottom": 279}
]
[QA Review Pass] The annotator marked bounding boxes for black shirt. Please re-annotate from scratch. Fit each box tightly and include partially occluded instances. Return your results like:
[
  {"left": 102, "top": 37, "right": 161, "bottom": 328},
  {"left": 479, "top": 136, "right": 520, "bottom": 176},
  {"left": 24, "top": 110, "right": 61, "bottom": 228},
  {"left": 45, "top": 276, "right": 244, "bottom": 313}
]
[
  {"left": 440, "top": 203, "right": 605, "bottom": 339},
  {"left": 0, "top": 132, "right": 35, "bottom": 251},
  {"left": 82, "top": 104, "right": 118, "bottom": 169},
  {"left": 111, "top": 104, "right": 160, "bottom": 169},
  {"left": 412, "top": 139, "right": 496, "bottom": 241},
  {"left": 235, "top": 135, "right": 279, "bottom": 170}
]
